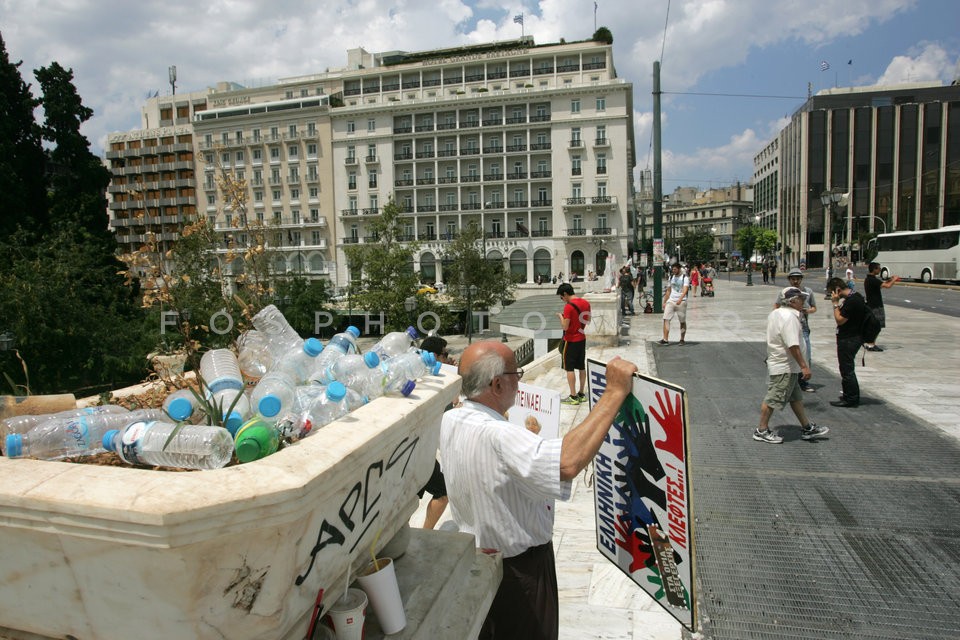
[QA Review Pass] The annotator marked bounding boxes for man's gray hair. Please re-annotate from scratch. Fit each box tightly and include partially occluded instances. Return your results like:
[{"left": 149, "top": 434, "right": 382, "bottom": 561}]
[{"left": 461, "top": 350, "right": 506, "bottom": 399}]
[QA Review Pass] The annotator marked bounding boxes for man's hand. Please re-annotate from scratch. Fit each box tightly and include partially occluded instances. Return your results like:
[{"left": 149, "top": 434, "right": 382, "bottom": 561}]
[
  {"left": 605, "top": 357, "right": 638, "bottom": 395},
  {"left": 801, "top": 366, "right": 812, "bottom": 381}
]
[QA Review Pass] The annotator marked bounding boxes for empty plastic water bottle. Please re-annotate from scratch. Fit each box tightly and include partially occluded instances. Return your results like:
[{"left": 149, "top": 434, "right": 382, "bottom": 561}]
[
  {"left": 251, "top": 304, "right": 302, "bottom": 357},
  {"left": 103, "top": 421, "right": 234, "bottom": 470},
  {"left": 4, "top": 408, "right": 166, "bottom": 460},
  {"left": 273, "top": 337, "right": 323, "bottom": 383},
  {"left": 251, "top": 371, "right": 297, "bottom": 420},
  {"left": 162, "top": 389, "right": 204, "bottom": 423},
  {"left": 1, "top": 404, "right": 128, "bottom": 439},
  {"left": 368, "top": 327, "right": 419, "bottom": 360},
  {"left": 319, "top": 352, "right": 380, "bottom": 386},
  {"left": 309, "top": 326, "right": 361, "bottom": 379},
  {"left": 233, "top": 416, "right": 281, "bottom": 463},
  {"left": 237, "top": 329, "right": 274, "bottom": 381},
  {"left": 200, "top": 349, "right": 250, "bottom": 429},
  {"left": 380, "top": 350, "right": 440, "bottom": 396},
  {"left": 291, "top": 381, "right": 349, "bottom": 440}
]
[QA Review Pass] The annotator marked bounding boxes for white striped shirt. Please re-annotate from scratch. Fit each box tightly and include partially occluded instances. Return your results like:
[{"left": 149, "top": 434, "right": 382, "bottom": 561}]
[{"left": 439, "top": 400, "right": 572, "bottom": 558}]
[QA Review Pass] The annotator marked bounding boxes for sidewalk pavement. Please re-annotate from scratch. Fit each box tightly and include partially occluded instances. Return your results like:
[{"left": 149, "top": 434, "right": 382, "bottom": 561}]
[{"left": 411, "top": 278, "right": 960, "bottom": 639}]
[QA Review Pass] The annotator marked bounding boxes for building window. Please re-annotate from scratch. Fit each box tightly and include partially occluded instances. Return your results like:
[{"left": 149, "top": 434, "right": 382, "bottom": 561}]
[
  {"left": 288, "top": 124, "right": 297, "bottom": 137},
  {"left": 347, "top": 121, "right": 356, "bottom": 133},
  {"left": 270, "top": 147, "right": 280, "bottom": 161},
  {"left": 272, "top": 189, "right": 281, "bottom": 201},
  {"left": 307, "top": 143, "right": 318, "bottom": 156},
  {"left": 289, "top": 145, "right": 299, "bottom": 158},
  {"left": 254, "top": 190, "right": 263, "bottom": 202},
  {"left": 596, "top": 153, "right": 607, "bottom": 174},
  {"left": 290, "top": 188, "right": 299, "bottom": 200},
  {"left": 367, "top": 118, "right": 376, "bottom": 132},
  {"left": 235, "top": 151, "right": 244, "bottom": 163},
  {"left": 596, "top": 97, "right": 606, "bottom": 111},
  {"left": 252, "top": 149, "right": 262, "bottom": 161},
  {"left": 572, "top": 183, "right": 582, "bottom": 198},
  {"left": 597, "top": 181, "right": 607, "bottom": 197},
  {"left": 252, "top": 129, "right": 261, "bottom": 142}
]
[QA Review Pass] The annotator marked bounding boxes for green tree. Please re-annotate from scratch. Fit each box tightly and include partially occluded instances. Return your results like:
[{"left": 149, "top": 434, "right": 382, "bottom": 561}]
[
  {"left": 0, "top": 34, "right": 48, "bottom": 243},
  {"left": 679, "top": 230, "right": 715, "bottom": 264},
  {"left": 275, "top": 276, "right": 333, "bottom": 336},
  {"left": 343, "top": 199, "right": 448, "bottom": 332},
  {"left": 440, "top": 223, "right": 517, "bottom": 310},
  {"left": 592, "top": 27, "right": 613, "bottom": 44},
  {"left": 736, "top": 226, "right": 778, "bottom": 265}
]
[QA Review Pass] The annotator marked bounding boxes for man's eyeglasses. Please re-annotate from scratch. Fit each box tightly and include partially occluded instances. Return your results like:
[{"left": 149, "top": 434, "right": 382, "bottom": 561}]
[{"left": 491, "top": 368, "right": 525, "bottom": 385}]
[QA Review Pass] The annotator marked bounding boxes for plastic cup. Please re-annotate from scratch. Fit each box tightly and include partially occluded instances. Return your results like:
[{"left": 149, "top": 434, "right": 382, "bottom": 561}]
[
  {"left": 326, "top": 587, "right": 367, "bottom": 640},
  {"left": 356, "top": 557, "right": 406, "bottom": 635}
]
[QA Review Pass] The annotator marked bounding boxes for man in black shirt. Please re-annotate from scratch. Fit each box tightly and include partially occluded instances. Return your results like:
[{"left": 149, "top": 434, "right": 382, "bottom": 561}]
[
  {"left": 827, "top": 277, "right": 866, "bottom": 407},
  {"left": 862, "top": 261, "right": 900, "bottom": 351}
]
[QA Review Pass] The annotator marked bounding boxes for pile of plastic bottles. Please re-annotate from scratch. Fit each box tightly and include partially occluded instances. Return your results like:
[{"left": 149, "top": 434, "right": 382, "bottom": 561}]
[{"left": 1, "top": 305, "right": 440, "bottom": 470}]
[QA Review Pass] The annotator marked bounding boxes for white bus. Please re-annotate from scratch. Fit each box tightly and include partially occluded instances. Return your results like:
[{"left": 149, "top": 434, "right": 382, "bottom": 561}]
[{"left": 871, "top": 225, "right": 960, "bottom": 283}]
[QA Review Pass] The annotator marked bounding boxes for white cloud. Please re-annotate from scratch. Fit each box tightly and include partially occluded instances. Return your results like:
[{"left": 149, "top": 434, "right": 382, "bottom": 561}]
[{"left": 876, "top": 42, "right": 958, "bottom": 85}]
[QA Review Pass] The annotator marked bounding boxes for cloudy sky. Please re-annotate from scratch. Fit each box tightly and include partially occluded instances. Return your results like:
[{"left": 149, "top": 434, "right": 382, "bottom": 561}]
[{"left": 2, "top": 0, "right": 958, "bottom": 189}]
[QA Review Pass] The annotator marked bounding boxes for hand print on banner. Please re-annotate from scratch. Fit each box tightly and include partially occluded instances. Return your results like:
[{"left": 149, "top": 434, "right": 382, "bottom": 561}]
[
  {"left": 612, "top": 394, "right": 667, "bottom": 515},
  {"left": 651, "top": 389, "right": 685, "bottom": 462},
  {"left": 613, "top": 512, "right": 655, "bottom": 574}
]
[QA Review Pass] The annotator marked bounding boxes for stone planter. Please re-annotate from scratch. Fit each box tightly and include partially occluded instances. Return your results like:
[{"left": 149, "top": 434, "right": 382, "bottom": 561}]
[
  {"left": 0, "top": 371, "right": 461, "bottom": 640},
  {"left": 149, "top": 352, "right": 188, "bottom": 377}
]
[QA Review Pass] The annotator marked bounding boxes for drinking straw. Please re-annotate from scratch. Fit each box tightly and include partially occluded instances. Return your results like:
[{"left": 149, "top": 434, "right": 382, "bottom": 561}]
[{"left": 370, "top": 528, "right": 383, "bottom": 569}]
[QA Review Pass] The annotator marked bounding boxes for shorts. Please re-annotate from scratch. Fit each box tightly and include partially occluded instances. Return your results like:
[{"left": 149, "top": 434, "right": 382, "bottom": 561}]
[
  {"left": 417, "top": 460, "right": 447, "bottom": 499},
  {"left": 872, "top": 306, "right": 886, "bottom": 328},
  {"left": 763, "top": 373, "right": 804, "bottom": 410},
  {"left": 662, "top": 300, "right": 687, "bottom": 323},
  {"left": 560, "top": 339, "right": 586, "bottom": 371}
]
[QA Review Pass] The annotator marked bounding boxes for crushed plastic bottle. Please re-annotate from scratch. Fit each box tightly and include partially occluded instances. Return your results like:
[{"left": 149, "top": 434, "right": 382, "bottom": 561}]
[
  {"left": 273, "top": 337, "right": 324, "bottom": 383},
  {"left": 1, "top": 405, "right": 128, "bottom": 439},
  {"left": 251, "top": 304, "right": 302, "bottom": 357},
  {"left": 236, "top": 329, "right": 274, "bottom": 381},
  {"left": 280, "top": 381, "right": 349, "bottom": 440},
  {"left": 308, "top": 326, "right": 361, "bottom": 381},
  {"left": 103, "top": 421, "right": 234, "bottom": 470}
]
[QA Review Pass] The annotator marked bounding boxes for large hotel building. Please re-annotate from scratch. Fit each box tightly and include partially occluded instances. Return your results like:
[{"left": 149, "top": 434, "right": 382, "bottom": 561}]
[{"left": 106, "top": 36, "right": 636, "bottom": 289}]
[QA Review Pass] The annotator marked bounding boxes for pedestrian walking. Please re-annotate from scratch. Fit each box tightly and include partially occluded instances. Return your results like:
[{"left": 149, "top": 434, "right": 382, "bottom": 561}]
[
  {"left": 827, "top": 277, "right": 866, "bottom": 408},
  {"left": 659, "top": 263, "right": 689, "bottom": 345},
  {"left": 774, "top": 269, "right": 817, "bottom": 392},
  {"left": 753, "top": 287, "right": 829, "bottom": 443},
  {"left": 761, "top": 262, "right": 770, "bottom": 284},
  {"left": 862, "top": 261, "right": 900, "bottom": 351}
]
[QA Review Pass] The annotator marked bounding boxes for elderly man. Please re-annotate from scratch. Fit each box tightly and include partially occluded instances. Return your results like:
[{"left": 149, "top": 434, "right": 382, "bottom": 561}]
[
  {"left": 439, "top": 341, "right": 637, "bottom": 639},
  {"left": 774, "top": 269, "right": 817, "bottom": 392},
  {"left": 753, "top": 287, "right": 830, "bottom": 444}
]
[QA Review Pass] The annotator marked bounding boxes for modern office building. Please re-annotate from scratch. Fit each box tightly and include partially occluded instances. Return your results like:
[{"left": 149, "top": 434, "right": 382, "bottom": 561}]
[
  {"left": 760, "top": 82, "right": 960, "bottom": 269},
  {"left": 105, "top": 35, "right": 636, "bottom": 288}
]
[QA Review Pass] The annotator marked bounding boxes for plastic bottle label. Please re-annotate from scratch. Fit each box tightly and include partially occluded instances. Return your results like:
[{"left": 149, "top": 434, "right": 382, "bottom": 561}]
[
  {"left": 206, "top": 375, "right": 244, "bottom": 395},
  {"left": 119, "top": 420, "right": 152, "bottom": 465},
  {"left": 64, "top": 417, "right": 91, "bottom": 449}
]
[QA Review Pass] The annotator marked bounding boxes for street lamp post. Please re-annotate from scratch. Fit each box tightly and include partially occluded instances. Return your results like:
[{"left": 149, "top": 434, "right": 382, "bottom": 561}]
[
  {"left": 744, "top": 215, "right": 760, "bottom": 286},
  {"left": 820, "top": 188, "right": 844, "bottom": 297},
  {"left": 403, "top": 296, "right": 417, "bottom": 331},
  {"left": 460, "top": 284, "right": 478, "bottom": 343}
]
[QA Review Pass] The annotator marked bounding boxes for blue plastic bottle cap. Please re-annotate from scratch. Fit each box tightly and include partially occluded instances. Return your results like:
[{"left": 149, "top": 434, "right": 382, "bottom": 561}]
[
  {"left": 167, "top": 397, "right": 193, "bottom": 422},
  {"left": 224, "top": 411, "right": 244, "bottom": 436},
  {"left": 363, "top": 351, "right": 380, "bottom": 368},
  {"left": 102, "top": 430, "right": 120, "bottom": 451},
  {"left": 431, "top": 361, "right": 442, "bottom": 375},
  {"left": 405, "top": 326, "right": 418, "bottom": 339},
  {"left": 346, "top": 326, "right": 360, "bottom": 338},
  {"left": 259, "top": 395, "right": 282, "bottom": 418},
  {"left": 303, "top": 337, "right": 323, "bottom": 356},
  {"left": 327, "top": 381, "right": 347, "bottom": 401},
  {"left": 235, "top": 439, "right": 262, "bottom": 464},
  {"left": 5, "top": 434, "right": 22, "bottom": 458},
  {"left": 422, "top": 351, "right": 437, "bottom": 367},
  {"left": 401, "top": 380, "right": 416, "bottom": 397}
]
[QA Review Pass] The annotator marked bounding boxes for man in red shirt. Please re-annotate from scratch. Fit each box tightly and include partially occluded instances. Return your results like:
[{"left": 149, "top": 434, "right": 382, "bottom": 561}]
[{"left": 556, "top": 283, "right": 591, "bottom": 405}]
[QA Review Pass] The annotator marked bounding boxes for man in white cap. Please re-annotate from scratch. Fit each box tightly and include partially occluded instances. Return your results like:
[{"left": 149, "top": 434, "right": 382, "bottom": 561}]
[
  {"left": 754, "top": 287, "right": 830, "bottom": 443},
  {"left": 774, "top": 269, "right": 817, "bottom": 392}
]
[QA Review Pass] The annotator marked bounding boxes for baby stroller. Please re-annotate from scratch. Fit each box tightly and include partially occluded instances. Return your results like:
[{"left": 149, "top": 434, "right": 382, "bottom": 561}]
[{"left": 702, "top": 277, "right": 715, "bottom": 297}]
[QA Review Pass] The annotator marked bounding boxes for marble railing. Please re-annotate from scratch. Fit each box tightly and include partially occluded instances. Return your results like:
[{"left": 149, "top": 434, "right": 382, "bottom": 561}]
[{"left": 0, "top": 370, "right": 461, "bottom": 640}]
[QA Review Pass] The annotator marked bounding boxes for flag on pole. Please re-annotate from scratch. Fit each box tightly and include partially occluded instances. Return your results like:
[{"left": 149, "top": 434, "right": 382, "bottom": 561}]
[
  {"left": 820, "top": 60, "right": 830, "bottom": 71},
  {"left": 513, "top": 14, "right": 523, "bottom": 24}
]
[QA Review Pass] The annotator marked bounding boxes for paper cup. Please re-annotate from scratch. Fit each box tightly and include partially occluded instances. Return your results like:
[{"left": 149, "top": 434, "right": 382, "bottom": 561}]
[
  {"left": 326, "top": 587, "right": 367, "bottom": 640},
  {"left": 356, "top": 557, "right": 407, "bottom": 634}
]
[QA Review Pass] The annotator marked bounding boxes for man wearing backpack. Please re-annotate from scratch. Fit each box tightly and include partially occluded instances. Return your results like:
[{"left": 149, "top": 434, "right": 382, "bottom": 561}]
[{"left": 827, "top": 277, "right": 867, "bottom": 408}]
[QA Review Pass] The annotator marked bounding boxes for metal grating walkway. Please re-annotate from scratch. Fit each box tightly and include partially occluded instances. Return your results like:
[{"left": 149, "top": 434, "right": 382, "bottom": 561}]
[{"left": 654, "top": 341, "right": 960, "bottom": 640}]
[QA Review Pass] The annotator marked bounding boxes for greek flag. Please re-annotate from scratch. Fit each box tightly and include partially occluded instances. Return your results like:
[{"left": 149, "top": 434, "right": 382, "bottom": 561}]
[
  {"left": 513, "top": 14, "right": 523, "bottom": 24},
  {"left": 820, "top": 60, "right": 830, "bottom": 71}
]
